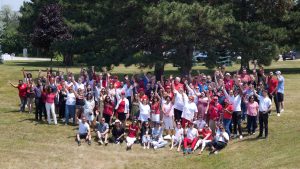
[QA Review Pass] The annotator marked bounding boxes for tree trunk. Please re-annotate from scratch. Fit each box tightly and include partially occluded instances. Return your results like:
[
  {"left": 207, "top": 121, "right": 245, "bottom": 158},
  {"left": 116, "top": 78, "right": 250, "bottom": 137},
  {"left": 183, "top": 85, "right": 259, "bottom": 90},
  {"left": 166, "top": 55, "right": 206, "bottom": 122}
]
[
  {"left": 240, "top": 56, "right": 250, "bottom": 71},
  {"left": 179, "top": 45, "right": 193, "bottom": 76},
  {"left": 63, "top": 53, "right": 73, "bottom": 66},
  {"left": 154, "top": 62, "right": 165, "bottom": 81}
]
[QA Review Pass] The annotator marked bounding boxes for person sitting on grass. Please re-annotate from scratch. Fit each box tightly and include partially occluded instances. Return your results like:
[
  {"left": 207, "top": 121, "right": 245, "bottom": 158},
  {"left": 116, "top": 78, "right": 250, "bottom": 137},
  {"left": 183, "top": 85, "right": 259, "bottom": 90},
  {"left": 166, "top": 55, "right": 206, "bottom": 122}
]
[
  {"left": 207, "top": 125, "right": 229, "bottom": 154},
  {"left": 183, "top": 122, "right": 199, "bottom": 154},
  {"left": 141, "top": 121, "right": 152, "bottom": 149},
  {"left": 76, "top": 116, "right": 92, "bottom": 146},
  {"left": 151, "top": 122, "right": 168, "bottom": 150},
  {"left": 95, "top": 116, "right": 109, "bottom": 146},
  {"left": 170, "top": 122, "right": 184, "bottom": 152},
  {"left": 194, "top": 124, "right": 213, "bottom": 155},
  {"left": 126, "top": 119, "right": 139, "bottom": 151},
  {"left": 111, "top": 119, "right": 125, "bottom": 144}
]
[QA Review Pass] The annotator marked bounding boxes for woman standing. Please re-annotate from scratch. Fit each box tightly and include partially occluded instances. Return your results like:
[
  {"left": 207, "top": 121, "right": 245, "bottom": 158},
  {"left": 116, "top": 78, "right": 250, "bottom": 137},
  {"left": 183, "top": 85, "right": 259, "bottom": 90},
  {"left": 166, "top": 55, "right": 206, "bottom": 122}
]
[
  {"left": 45, "top": 86, "right": 57, "bottom": 125},
  {"left": 75, "top": 88, "right": 85, "bottom": 119},
  {"left": 138, "top": 97, "right": 151, "bottom": 123},
  {"left": 9, "top": 80, "right": 27, "bottom": 112},
  {"left": 181, "top": 95, "right": 198, "bottom": 128},
  {"left": 162, "top": 96, "right": 174, "bottom": 140},
  {"left": 83, "top": 93, "right": 95, "bottom": 124},
  {"left": 103, "top": 96, "right": 115, "bottom": 125},
  {"left": 245, "top": 96, "right": 259, "bottom": 135},
  {"left": 151, "top": 94, "right": 161, "bottom": 123},
  {"left": 26, "top": 81, "right": 35, "bottom": 113},
  {"left": 115, "top": 91, "right": 130, "bottom": 124}
]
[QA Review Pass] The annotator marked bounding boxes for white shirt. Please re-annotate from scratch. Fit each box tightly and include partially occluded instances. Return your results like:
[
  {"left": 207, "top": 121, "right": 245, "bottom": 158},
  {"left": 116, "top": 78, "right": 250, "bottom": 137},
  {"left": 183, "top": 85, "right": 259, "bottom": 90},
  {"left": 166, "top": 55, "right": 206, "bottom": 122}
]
[
  {"left": 78, "top": 120, "right": 90, "bottom": 134},
  {"left": 66, "top": 92, "right": 76, "bottom": 105},
  {"left": 84, "top": 100, "right": 95, "bottom": 114},
  {"left": 139, "top": 102, "right": 151, "bottom": 115},
  {"left": 186, "top": 127, "right": 198, "bottom": 140},
  {"left": 173, "top": 91, "right": 187, "bottom": 111},
  {"left": 224, "top": 91, "right": 241, "bottom": 111},
  {"left": 175, "top": 127, "right": 184, "bottom": 139},
  {"left": 181, "top": 101, "right": 198, "bottom": 121},
  {"left": 74, "top": 82, "right": 85, "bottom": 91},
  {"left": 193, "top": 119, "right": 206, "bottom": 130},
  {"left": 122, "top": 84, "right": 133, "bottom": 97},
  {"left": 215, "top": 130, "right": 229, "bottom": 143},
  {"left": 258, "top": 95, "right": 272, "bottom": 112}
]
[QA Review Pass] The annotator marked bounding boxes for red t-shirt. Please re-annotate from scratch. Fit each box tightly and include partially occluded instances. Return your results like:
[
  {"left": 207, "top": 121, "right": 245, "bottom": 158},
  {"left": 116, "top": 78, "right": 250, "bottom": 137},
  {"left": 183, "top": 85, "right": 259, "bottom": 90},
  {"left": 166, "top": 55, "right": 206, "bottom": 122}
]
[
  {"left": 103, "top": 102, "right": 114, "bottom": 116},
  {"left": 241, "top": 74, "right": 250, "bottom": 83},
  {"left": 128, "top": 124, "right": 139, "bottom": 138},
  {"left": 117, "top": 100, "right": 125, "bottom": 113},
  {"left": 46, "top": 93, "right": 56, "bottom": 104},
  {"left": 268, "top": 77, "right": 278, "bottom": 93},
  {"left": 151, "top": 102, "right": 160, "bottom": 115},
  {"left": 223, "top": 104, "right": 233, "bottom": 119},
  {"left": 174, "top": 83, "right": 183, "bottom": 91},
  {"left": 208, "top": 103, "right": 222, "bottom": 121},
  {"left": 18, "top": 84, "right": 27, "bottom": 97},
  {"left": 202, "top": 128, "right": 213, "bottom": 140},
  {"left": 224, "top": 79, "right": 234, "bottom": 91}
]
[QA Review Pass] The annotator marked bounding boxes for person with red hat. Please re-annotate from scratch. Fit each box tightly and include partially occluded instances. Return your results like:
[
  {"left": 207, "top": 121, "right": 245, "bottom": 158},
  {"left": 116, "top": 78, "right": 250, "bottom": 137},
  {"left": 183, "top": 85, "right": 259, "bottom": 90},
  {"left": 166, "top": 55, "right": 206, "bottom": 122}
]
[
  {"left": 223, "top": 98, "right": 234, "bottom": 137},
  {"left": 115, "top": 91, "right": 129, "bottom": 124},
  {"left": 208, "top": 96, "right": 223, "bottom": 136}
]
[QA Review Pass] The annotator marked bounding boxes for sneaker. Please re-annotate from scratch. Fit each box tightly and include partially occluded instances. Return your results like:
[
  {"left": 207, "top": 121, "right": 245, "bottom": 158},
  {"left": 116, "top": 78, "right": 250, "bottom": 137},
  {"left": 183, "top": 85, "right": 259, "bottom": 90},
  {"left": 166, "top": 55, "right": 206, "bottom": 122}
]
[
  {"left": 147, "top": 146, "right": 150, "bottom": 149},
  {"left": 163, "top": 135, "right": 172, "bottom": 140},
  {"left": 280, "top": 109, "right": 284, "bottom": 113},
  {"left": 104, "top": 142, "right": 108, "bottom": 146},
  {"left": 88, "top": 141, "right": 91, "bottom": 145},
  {"left": 183, "top": 149, "right": 187, "bottom": 154},
  {"left": 214, "top": 151, "right": 219, "bottom": 154},
  {"left": 154, "top": 146, "right": 158, "bottom": 150},
  {"left": 78, "top": 141, "right": 81, "bottom": 146},
  {"left": 187, "top": 148, "right": 192, "bottom": 154},
  {"left": 98, "top": 140, "right": 103, "bottom": 145},
  {"left": 277, "top": 113, "right": 281, "bottom": 117},
  {"left": 256, "top": 135, "right": 262, "bottom": 139},
  {"left": 239, "top": 135, "right": 243, "bottom": 139},
  {"left": 252, "top": 132, "right": 256, "bottom": 135},
  {"left": 143, "top": 146, "right": 146, "bottom": 149}
]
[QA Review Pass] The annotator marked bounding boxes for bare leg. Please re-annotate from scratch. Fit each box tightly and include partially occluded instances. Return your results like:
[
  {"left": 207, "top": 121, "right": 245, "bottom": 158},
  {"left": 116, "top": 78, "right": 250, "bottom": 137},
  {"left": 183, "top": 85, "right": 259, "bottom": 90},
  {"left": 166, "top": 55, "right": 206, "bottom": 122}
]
[{"left": 177, "top": 139, "right": 182, "bottom": 152}]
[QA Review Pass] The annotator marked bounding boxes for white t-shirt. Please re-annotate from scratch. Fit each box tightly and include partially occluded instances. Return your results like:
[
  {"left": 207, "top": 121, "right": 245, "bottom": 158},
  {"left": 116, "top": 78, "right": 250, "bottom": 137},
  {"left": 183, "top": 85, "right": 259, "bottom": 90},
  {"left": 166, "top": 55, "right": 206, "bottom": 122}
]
[
  {"left": 74, "top": 82, "right": 85, "bottom": 91},
  {"left": 65, "top": 81, "right": 74, "bottom": 88},
  {"left": 226, "top": 94, "right": 241, "bottom": 111},
  {"left": 66, "top": 92, "right": 76, "bottom": 105},
  {"left": 258, "top": 95, "right": 272, "bottom": 112},
  {"left": 139, "top": 102, "right": 151, "bottom": 115},
  {"left": 173, "top": 91, "right": 187, "bottom": 111},
  {"left": 193, "top": 119, "right": 206, "bottom": 130},
  {"left": 216, "top": 130, "right": 229, "bottom": 143},
  {"left": 175, "top": 127, "right": 184, "bottom": 139},
  {"left": 186, "top": 127, "right": 198, "bottom": 140},
  {"left": 78, "top": 120, "right": 90, "bottom": 134},
  {"left": 181, "top": 102, "right": 198, "bottom": 121}
]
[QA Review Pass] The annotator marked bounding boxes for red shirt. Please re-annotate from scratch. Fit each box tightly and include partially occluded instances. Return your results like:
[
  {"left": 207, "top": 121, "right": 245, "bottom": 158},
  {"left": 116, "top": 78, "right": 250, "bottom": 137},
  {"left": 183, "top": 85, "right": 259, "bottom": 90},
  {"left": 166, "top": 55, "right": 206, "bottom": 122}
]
[
  {"left": 174, "top": 82, "right": 183, "bottom": 91},
  {"left": 117, "top": 100, "right": 125, "bottom": 113},
  {"left": 268, "top": 77, "right": 278, "bottom": 93},
  {"left": 202, "top": 128, "right": 213, "bottom": 140},
  {"left": 241, "top": 74, "right": 250, "bottom": 83},
  {"left": 103, "top": 102, "right": 114, "bottom": 116},
  {"left": 151, "top": 102, "right": 160, "bottom": 115},
  {"left": 18, "top": 84, "right": 27, "bottom": 97},
  {"left": 224, "top": 79, "right": 234, "bottom": 91},
  {"left": 46, "top": 93, "right": 56, "bottom": 104},
  {"left": 223, "top": 104, "right": 233, "bottom": 119},
  {"left": 128, "top": 124, "right": 139, "bottom": 138},
  {"left": 208, "top": 103, "right": 222, "bottom": 121}
]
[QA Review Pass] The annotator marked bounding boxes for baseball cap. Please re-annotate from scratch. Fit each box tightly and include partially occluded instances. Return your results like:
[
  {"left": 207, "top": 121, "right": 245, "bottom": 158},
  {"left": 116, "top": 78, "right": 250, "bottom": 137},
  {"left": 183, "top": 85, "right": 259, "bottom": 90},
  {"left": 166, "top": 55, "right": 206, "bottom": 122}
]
[{"left": 275, "top": 71, "right": 281, "bottom": 75}]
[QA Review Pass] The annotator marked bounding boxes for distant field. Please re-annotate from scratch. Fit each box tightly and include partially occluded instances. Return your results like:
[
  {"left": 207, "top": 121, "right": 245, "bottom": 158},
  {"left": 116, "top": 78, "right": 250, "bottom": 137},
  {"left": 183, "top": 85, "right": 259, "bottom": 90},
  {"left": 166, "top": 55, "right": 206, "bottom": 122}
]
[{"left": 0, "top": 60, "right": 299, "bottom": 169}]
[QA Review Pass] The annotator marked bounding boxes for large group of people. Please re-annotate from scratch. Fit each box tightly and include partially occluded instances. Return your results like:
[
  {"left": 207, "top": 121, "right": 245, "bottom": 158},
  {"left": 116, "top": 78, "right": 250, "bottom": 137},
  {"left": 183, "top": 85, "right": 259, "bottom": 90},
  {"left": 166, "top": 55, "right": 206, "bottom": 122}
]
[{"left": 9, "top": 60, "right": 285, "bottom": 155}]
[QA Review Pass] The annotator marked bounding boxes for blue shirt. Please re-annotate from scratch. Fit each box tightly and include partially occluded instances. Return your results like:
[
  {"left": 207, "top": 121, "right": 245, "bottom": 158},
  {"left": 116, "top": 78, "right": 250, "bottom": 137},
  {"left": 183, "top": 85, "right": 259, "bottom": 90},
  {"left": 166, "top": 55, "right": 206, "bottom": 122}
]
[{"left": 277, "top": 76, "right": 284, "bottom": 94}]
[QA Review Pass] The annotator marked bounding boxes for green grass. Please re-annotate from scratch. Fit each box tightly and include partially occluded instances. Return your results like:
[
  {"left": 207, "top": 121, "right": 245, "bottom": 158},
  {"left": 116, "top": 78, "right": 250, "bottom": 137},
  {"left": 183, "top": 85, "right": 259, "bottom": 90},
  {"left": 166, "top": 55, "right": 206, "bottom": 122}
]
[{"left": 0, "top": 60, "right": 299, "bottom": 169}]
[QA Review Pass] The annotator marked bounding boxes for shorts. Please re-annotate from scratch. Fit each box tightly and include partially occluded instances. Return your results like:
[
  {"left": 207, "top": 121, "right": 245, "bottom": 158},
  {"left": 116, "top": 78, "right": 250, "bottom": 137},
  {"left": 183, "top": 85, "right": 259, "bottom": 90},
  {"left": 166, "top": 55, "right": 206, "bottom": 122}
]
[
  {"left": 126, "top": 137, "right": 136, "bottom": 144},
  {"left": 163, "top": 116, "right": 174, "bottom": 129},
  {"left": 172, "top": 135, "right": 183, "bottom": 143},
  {"left": 139, "top": 114, "right": 150, "bottom": 122},
  {"left": 152, "top": 114, "right": 160, "bottom": 123},
  {"left": 277, "top": 93, "right": 284, "bottom": 102},
  {"left": 79, "top": 133, "right": 88, "bottom": 139}
]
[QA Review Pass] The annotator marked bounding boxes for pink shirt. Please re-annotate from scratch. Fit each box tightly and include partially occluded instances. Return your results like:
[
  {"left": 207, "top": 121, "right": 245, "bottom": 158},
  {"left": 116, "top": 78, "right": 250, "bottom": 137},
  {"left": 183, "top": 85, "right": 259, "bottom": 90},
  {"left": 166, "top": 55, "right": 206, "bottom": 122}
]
[
  {"left": 46, "top": 93, "right": 56, "bottom": 104},
  {"left": 247, "top": 102, "right": 259, "bottom": 116}
]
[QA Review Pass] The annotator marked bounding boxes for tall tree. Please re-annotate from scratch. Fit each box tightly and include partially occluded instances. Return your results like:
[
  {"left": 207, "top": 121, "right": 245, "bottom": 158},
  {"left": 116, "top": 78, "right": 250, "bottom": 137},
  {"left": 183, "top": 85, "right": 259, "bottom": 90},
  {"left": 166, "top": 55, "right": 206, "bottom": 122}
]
[{"left": 31, "top": 3, "right": 71, "bottom": 62}]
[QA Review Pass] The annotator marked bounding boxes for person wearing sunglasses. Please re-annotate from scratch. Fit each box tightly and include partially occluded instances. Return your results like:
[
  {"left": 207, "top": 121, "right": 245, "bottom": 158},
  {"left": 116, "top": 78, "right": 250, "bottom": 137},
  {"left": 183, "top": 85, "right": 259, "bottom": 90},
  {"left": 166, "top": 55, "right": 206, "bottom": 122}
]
[{"left": 207, "top": 125, "right": 229, "bottom": 154}]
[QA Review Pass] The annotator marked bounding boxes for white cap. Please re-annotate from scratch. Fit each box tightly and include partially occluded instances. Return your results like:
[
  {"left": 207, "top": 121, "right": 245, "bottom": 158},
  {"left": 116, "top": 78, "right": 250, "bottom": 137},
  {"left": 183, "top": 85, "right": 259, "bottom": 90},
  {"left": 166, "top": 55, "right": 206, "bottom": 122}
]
[
  {"left": 275, "top": 71, "right": 281, "bottom": 75},
  {"left": 225, "top": 72, "right": 231, "bottom": 76}
]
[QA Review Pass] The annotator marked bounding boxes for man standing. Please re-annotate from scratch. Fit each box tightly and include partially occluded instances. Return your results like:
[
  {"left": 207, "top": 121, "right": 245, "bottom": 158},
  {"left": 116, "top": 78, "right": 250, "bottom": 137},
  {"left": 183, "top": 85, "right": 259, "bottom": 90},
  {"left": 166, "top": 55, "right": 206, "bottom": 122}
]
[
  {"left": 276, "top": 71, "right": 285, "bottom": 116},
  {"left": 254, "top": 90, "right": 272, "bottom": 139},
  {"left": 267, "top": 72, "right": 279, "bottom": 115}
]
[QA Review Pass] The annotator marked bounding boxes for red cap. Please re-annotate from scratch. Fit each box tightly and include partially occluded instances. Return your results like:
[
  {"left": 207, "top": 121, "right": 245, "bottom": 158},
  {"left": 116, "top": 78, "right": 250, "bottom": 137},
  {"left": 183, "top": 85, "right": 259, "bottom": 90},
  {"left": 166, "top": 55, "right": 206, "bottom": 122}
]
[
  {"left": 114, "top": 81, "right": 121, "bottom": 88},
  {"left": 121, "top": 91, "right": 125, "bottom": 95}
]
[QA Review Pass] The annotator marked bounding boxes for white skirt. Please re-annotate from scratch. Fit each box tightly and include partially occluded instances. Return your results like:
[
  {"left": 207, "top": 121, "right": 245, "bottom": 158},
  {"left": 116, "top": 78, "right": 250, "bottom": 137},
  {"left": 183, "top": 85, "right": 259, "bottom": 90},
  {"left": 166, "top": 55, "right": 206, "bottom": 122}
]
[
  {"left": 152, "top": 114, "right": 160, "bottom": 123},
  {"left": 126, "top": 137, "right": 136, "bottom": 144},
  {"left": 163, "top": 115, "right": 174, "bottom": 129},
  {"left": 139, "top": 114, "right": 150, "bottom": 122}
]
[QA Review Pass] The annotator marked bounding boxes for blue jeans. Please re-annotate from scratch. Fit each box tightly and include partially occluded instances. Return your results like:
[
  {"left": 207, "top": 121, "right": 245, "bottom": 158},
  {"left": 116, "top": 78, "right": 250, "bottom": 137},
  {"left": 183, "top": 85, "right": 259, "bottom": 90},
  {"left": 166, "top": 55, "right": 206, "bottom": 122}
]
[
  {"left": 223, "top": 118, "right": 232, "bottom": 136},
  {"left": 20, "top": 97, "right": 27, "bottom": 112},
  {"left": 247, "top": 115, "right": 257, "bottom": 134},
  {"left": 65, "top": 105, "right": 76, "bottom": 124}
]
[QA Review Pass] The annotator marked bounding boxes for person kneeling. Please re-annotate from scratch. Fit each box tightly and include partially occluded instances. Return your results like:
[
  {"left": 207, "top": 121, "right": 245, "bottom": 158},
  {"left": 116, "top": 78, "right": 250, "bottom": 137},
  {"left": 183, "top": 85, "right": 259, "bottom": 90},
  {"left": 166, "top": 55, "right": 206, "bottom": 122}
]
[
  {"left": 151, "top": 122, "right": 168, "bottom": 150},
  {"left": 126, "top": 120, "right": 139, "bottom": 151},
  {"left": 207, "top": 125, "right": 229, "bottom": 154},
  {"left": 76, "top": 116, "right": 91, "bottom": 146},
  {"left": 95, "top": 117, "right": 109, "bottom": 146},
  {"left": 183, "top": 122, "right": 199, "bottom": 154}
]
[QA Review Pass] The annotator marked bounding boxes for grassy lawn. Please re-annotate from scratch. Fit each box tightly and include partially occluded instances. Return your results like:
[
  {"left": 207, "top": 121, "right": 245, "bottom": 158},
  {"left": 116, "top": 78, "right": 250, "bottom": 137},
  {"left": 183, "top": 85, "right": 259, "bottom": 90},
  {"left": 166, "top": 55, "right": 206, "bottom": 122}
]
[{"left": 0, "top": 60, "right": 299, "bottom": 169}]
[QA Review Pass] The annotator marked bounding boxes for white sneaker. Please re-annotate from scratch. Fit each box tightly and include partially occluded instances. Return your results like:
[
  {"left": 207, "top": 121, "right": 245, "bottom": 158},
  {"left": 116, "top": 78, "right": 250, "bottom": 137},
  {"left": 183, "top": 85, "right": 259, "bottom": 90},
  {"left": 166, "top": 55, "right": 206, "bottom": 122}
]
[
  {"left": 239, "top": 135, "right": 243, "bottom": 139},
  {"left": 277, "top": 113, "right": 281, "bottom": 117},
  {"left": 154, "top": 146, "right": 158, "bottom": 150},
  {"left": 280, "top": 109, "right": 284, "bottom": 113},
  {"left": 143, "top": 146, "right": 146, "bottom": 149},
  {"left": 214, "top": 151, "right": 219, "bottom": 154}
]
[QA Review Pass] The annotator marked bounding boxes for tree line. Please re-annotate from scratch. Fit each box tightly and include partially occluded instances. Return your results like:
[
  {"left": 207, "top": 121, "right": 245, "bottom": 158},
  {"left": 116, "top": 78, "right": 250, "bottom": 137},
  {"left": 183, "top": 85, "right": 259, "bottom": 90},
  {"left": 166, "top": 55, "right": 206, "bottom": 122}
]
[{"left": 1, "top": 0, "right": 300, "bottom": 76}]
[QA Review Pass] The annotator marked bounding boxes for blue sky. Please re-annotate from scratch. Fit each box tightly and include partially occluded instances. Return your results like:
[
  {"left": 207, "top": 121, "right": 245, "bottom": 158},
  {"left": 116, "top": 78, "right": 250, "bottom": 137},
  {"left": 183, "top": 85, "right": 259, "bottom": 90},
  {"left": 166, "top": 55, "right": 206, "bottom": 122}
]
[{"left": 1, "top": 0, "right": 30, "bottom": 11}]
